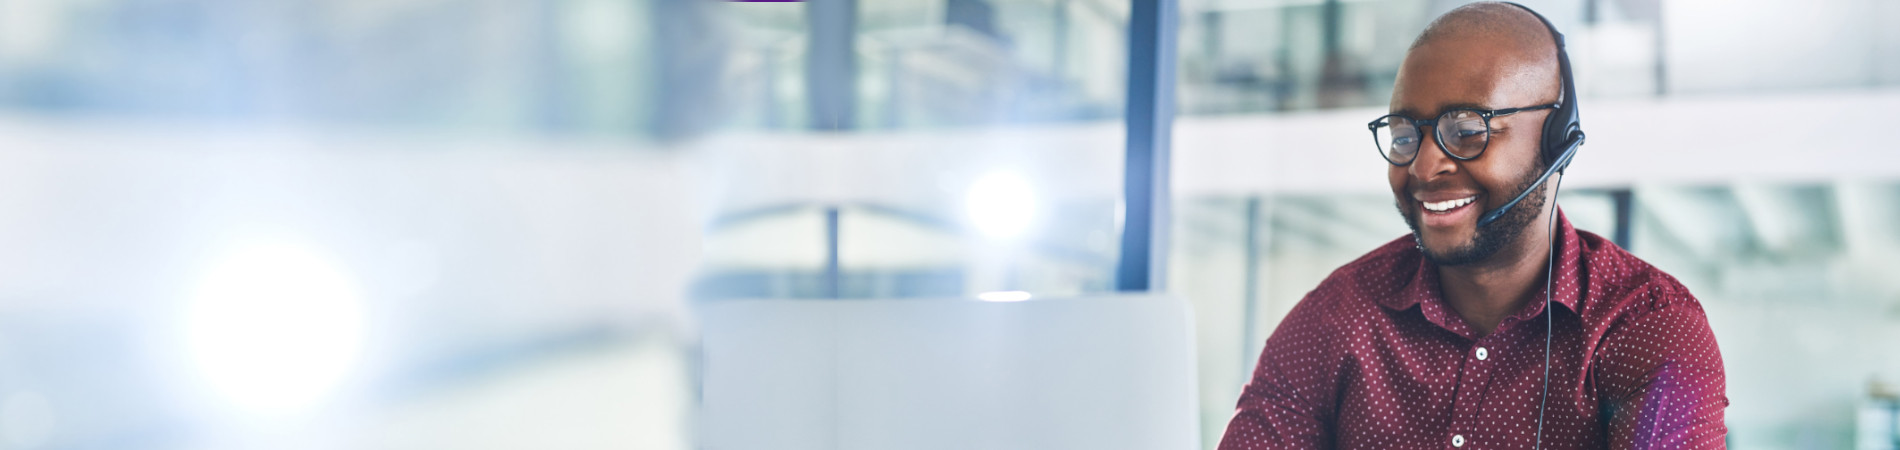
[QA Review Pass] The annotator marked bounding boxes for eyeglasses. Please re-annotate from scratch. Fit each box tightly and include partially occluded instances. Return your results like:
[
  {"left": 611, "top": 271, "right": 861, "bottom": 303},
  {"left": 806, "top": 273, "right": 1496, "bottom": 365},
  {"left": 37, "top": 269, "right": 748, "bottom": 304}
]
[{"left": 1368, "top": 103, "right": 1559, "bottom": 166}]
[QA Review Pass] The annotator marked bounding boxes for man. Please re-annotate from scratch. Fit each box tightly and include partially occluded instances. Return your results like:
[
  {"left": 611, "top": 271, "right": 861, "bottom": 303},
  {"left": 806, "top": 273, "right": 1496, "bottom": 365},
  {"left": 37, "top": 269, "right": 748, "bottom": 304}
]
[{"left": 1219, "top": 3, "right": 1728, "bottom": 449}]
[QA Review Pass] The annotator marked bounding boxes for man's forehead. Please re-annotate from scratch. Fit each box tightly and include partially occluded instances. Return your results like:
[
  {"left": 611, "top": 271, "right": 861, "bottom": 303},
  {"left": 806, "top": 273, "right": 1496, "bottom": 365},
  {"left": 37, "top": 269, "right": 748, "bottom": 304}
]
[{"left": 1389, "top": 37, "right": 1556, "bottom": 116}]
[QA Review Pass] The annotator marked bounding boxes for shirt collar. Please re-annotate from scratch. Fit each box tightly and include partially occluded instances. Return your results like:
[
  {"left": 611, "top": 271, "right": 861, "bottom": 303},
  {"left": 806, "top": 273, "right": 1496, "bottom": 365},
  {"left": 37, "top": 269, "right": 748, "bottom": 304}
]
[{"left": 1379, "top": 208, "right": 1584, "bottom": 316}]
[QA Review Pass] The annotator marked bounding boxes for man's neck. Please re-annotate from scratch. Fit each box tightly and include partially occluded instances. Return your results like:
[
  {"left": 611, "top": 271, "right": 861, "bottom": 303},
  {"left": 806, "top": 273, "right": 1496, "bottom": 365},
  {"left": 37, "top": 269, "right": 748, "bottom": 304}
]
[{"left": 1436, "top": 217, "right": 1554, "bottom": 338}]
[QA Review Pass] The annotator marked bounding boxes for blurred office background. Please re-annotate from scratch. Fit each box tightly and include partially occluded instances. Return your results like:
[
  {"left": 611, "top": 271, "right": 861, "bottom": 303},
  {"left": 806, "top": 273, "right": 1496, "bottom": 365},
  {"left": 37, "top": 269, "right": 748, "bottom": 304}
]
[{"left": 0, "top": 0, "right": 1896, "bottom": 449}]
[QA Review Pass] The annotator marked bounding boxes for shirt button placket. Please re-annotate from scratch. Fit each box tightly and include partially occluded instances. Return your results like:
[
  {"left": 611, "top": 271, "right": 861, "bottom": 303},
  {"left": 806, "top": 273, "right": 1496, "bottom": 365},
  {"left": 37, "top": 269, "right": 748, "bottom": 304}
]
[{"left": 1448, "top": 342, "right": 1495, "bottom": 450}]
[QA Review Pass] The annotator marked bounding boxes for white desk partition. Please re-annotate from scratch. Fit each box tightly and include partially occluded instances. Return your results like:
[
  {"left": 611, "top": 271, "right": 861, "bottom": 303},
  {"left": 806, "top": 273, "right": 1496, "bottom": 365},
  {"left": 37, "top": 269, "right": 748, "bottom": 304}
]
[{"left": 697, "top": 295, "right": 1201, "bottom": 450}]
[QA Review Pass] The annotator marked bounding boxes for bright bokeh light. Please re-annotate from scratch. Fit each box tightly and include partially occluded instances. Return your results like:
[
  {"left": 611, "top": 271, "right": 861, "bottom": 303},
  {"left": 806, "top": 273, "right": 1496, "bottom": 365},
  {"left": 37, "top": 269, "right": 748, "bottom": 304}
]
[
  {"left": 976, "top": 291, "right": 1033, "bottom": 302},
  {"left": 185, "top": 238, "right": 366, "bottom": 414},
  {"left": 964, "top": 171, "right": 1038, "bottom": 238}
]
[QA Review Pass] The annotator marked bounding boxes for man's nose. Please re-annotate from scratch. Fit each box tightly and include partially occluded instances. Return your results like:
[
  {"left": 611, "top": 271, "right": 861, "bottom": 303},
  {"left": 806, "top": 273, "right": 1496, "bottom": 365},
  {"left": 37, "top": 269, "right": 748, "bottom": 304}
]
[{"left": 1409, "top": 127, "right": 1457, "bottom": 180}]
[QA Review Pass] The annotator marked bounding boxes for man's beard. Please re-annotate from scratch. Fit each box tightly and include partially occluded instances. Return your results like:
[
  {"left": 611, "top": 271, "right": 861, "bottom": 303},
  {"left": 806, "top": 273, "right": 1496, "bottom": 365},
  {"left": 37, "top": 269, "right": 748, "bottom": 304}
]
[{"left": 1398, "top": 167, "right": 1548, "bottom": 267}]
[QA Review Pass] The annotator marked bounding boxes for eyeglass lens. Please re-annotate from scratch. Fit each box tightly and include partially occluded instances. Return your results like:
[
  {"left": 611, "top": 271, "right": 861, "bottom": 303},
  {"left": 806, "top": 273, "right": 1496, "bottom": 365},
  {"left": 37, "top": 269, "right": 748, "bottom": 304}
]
[{"left": 1375, "top": 110, "right": 1491, "bottom": 165}]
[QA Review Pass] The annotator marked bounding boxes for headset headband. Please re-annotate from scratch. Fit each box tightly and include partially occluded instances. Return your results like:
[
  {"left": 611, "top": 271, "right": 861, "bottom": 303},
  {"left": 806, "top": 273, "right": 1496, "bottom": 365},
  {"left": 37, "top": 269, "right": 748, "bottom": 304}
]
[{"left": 1502, "top": 2, "right": 1584, "bottom": 170}]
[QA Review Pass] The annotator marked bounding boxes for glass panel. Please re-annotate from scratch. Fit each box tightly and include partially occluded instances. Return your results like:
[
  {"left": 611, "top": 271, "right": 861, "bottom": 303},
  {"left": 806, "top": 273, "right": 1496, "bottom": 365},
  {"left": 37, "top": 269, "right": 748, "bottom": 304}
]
[
  {"left": 1175, "top": 0, "right": 1900, "bottom": 113},
  {"left": 0, "top": 1, "right": 697, "bottom": 449},
  {"left": 1631, "top": 182, "right": 1900, "bottom": 448},
  {"left": 703, "top": 0, "right": 1130, "bottom": 301},
  {"left": 0, "top": 0, "right": 662, "bottom": 134}
]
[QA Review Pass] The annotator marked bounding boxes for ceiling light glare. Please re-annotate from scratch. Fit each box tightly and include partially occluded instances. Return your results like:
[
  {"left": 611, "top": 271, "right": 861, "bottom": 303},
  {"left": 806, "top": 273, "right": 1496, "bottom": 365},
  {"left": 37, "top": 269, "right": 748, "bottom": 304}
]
[
  {"left": 964, "top": 171, "right": 1038, "bottom": 239},
  {"left": 185, "top": 238, "right": 366, "bottom": 414}
]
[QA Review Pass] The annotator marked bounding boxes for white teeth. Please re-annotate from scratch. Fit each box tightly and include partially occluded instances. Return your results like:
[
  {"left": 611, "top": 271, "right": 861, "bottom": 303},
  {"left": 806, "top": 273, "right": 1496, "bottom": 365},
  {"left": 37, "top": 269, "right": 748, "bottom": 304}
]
[{"left": 1422, "top": 196, "right": 1477, "bottom": 212}]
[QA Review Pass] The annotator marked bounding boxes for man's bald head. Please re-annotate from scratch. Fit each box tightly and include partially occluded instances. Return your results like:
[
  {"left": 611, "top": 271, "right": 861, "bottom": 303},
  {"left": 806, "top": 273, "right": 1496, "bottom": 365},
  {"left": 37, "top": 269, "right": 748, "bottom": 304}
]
[
  {"left": 1399, "top": 2, "right": 1563, "bottom": 105},
  {"left": 1412, "top": 2, "right": 1559, "bottom": 52}
]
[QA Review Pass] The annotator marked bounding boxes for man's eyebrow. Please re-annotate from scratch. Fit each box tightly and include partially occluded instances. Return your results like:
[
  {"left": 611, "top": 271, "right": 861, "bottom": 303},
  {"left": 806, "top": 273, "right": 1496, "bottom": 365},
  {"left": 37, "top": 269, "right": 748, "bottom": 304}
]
[{"left": 1391, "top": 102, "right": 1494, "bottom": 119}]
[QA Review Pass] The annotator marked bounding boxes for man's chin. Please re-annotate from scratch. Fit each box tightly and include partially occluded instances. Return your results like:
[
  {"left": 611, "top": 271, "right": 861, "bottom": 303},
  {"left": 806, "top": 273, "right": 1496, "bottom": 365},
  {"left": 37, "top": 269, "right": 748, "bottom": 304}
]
[
  {"left": 1418, "top": 231, "right": 1469, "bottom": 254},
  {"left": 1416, "top": 231, "right": 1489, "bottom": 266},
  {"left": 1398, "top": 202, "right": 1503, "bottom": 266}
]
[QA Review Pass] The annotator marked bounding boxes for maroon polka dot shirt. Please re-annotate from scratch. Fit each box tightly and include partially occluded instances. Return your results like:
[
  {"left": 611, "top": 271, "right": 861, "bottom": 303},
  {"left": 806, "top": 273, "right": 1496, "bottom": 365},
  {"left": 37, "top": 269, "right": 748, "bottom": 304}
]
[{"left": 1221, "top": 212, "right": 1728, "bottom": 449}]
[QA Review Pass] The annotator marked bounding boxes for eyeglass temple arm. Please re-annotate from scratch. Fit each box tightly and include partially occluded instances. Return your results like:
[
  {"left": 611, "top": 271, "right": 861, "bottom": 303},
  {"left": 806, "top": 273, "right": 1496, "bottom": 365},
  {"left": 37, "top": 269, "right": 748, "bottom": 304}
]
[{"left": 1489, "top": 103, "right": 1561, "bottom": 117}]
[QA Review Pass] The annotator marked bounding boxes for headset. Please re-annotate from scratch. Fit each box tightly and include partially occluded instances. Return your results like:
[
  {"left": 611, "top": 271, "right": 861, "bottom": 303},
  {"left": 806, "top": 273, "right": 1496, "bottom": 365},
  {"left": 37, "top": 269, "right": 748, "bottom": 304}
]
[
  {"left": 1479, "top": 4, "right": 1583, "bottom": 449},
  {"left": 1476, "top": 3, "right": 1585, "bottom": 229}
]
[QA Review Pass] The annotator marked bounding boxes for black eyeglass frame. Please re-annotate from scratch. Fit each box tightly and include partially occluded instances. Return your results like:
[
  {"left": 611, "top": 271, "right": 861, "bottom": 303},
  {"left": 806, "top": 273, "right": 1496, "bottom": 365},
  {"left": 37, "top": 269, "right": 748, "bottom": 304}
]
[{"left": 1368, "top": 103, "right": 1560, "bottom": 166}]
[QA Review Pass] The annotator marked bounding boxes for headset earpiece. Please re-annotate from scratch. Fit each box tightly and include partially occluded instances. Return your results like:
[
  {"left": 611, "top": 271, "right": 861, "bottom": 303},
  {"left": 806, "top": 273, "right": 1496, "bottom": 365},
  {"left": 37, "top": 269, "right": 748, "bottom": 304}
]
[{"left": 1542, "top": 44, "right": 1580, "bottom": 169}]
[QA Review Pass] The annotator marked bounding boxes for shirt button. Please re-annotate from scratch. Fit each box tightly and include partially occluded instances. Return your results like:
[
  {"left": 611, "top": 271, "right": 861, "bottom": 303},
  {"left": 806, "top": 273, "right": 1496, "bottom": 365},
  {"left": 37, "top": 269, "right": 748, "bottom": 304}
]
[
  {"left": 1475, "top": 347, "right": 1489, "bottom": 360},
  {"left": 1452, "top": 434, "right": 1466, "bottom": 447}
]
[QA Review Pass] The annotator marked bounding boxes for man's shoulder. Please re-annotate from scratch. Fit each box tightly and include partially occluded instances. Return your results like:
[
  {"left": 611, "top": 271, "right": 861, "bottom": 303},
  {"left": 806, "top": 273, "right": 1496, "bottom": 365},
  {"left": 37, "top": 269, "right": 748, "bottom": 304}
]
[
  {"left": 1573, "top": 231, "right": 1726, "bottom": 402},
  {"left": 1294, "top": 235, "right": 1422, "bottom": 315},
  {"left": 1574, "top": 229, "right": 1705, "bottom": 323}
]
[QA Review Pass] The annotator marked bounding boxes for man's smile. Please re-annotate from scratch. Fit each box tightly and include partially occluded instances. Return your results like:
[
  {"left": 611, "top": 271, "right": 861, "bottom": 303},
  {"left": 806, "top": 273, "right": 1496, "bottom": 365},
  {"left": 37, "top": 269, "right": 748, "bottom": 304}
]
[
  {"left": 1420, "top": 195, "right": 1477, "bottom": 213},
  {"left": 1412, "top": 192, "right": 1482, "bottom": 229}
]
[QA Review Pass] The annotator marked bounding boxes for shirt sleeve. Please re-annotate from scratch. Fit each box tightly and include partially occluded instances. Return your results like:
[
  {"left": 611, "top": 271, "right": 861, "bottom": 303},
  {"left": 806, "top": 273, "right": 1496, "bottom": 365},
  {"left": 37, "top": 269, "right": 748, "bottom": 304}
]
[
  {"left": 1218, "top": 290, "right": 1343, "bottom": 450},
  {"left": 1594, "top": 296, "right": 1729, "bottom": 449}
]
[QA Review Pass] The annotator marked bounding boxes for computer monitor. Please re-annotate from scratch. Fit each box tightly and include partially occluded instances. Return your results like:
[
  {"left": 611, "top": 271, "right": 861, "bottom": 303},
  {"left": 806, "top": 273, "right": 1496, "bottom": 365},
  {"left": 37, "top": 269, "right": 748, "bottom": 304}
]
[{"left": 697, "top": 294, "right": 1201, "bottom": 450}]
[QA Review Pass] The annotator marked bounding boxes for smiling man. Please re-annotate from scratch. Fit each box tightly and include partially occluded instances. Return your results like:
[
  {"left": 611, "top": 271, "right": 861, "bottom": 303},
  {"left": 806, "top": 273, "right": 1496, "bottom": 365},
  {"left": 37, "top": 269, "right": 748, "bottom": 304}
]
[{"left": 1218, "top": 3, "right": 1728, "bottom": 449}]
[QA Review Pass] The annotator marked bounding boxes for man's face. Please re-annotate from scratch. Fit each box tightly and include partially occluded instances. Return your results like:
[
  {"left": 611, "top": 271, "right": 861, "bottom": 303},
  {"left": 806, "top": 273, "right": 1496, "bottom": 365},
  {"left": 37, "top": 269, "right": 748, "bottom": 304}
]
[{"left": 1388, "top": 37, "right": 1555, "bottom": 266}]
